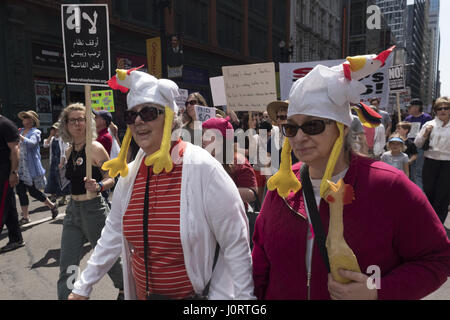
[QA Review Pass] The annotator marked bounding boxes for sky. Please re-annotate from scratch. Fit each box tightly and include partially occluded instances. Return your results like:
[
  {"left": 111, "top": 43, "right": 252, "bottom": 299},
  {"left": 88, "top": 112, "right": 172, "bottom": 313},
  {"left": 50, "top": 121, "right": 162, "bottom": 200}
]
[{"left": 406, "top": 0, "right": 449, "bottom": 96}]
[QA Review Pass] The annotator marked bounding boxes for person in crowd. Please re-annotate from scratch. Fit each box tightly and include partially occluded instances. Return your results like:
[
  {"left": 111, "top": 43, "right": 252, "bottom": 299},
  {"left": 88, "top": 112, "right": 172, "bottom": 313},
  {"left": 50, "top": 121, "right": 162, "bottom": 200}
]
[
  {"left": 181, "top": 92, "right": 210, "bottom": 145},
  {"left": 68, "top": 68, "right": 254, "bottom": 300},
  {"left": 94, "top": 110, "right": 113, "bottom": 156},
  {"left": 0, "top": 114, "right": 24, "bottom": 253},
  {"left": 252, "top": 57, "right": 450, "bottom": 300},
  {"left": 361, "top": 106, "right": 385, "bottom": 159},
  {"left": 202, "top": 117, "right": 258, "bottom": 209},
  {"left": 266, "top": 100, "right": 298, "bottom": 173},
  {"left": 414, "top": 97, "right": 450, "bottom": 225},
  {"left": 56, "top": 103, "right": 123, "bottom": 300},
  {"left": 16, "top": 111, "right": 58, "bottom": 225},
  {"left": 349, "top": 109, "right": 369, "bottom": 155},
  {"left": 381, "top": 133, "right": 409, "bottom": 177},
  {"left": 43, "top": 122, "right": 70, "bottom": 206},
  {"left": 253, "top": 119, "right": 273, "bottom": 204},
  {"left": 395, "top": 121, "right": 418, "bottom": 179},
  {"left": 405, "top": 99, "right": 433, "bottom": 190},
  {"left": 108, "top": 121, "right": 121, "bottom": 160},
  {"left": 369, "top": 97, "right": 392, "bottom": 137},
  {"left": 235, "top": 112, "right": 258, "bottom": 162}
]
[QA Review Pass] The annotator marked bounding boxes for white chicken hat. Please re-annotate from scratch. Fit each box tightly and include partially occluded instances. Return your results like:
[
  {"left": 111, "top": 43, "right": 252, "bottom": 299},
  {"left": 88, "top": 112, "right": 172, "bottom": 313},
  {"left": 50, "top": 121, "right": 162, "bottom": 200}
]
[
  {"left": 267, "top": 46, "right": 395, "bottom": 199},
  {"left": 102, "top": 66, "right": 180, "bottom": 177}
]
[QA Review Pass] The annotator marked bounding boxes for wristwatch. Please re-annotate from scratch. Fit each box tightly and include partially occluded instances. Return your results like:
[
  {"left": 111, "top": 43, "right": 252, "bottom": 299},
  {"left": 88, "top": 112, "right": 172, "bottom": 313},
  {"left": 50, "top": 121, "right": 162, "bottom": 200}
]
[{"left": 97, "top": 181, "right": 104, "bottom": 192}]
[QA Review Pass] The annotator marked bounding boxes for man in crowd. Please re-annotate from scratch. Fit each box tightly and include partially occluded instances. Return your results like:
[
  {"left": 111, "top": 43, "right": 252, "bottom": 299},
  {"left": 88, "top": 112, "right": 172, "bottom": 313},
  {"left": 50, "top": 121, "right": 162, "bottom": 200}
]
[
  {"left": 369, "top": 97, "right": 392, "bottom": 138},
  {"left": 94, "top": 110, "right": 113, "bottom": 156},
  {"left": 0, "top": 114, "right": 24, "bottom": 253}
]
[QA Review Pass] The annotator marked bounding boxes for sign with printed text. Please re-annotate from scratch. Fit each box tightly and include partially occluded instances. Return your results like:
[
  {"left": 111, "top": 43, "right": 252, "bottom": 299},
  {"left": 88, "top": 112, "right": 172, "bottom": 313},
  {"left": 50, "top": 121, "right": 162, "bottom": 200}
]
[
  {"left": 388, "top": 64, "right": 405, "bottom": 92},
  {"left": 222, "top": 62, "right": 277, "bottom": 112},
  {"left": 91, "top": 90, "right": 114, "bottom": 112},
  {"left": 209, "top": 76, "right": 227, "bottom": 106},
  {"left": 195, "top": 105, "right": 216, "bottom": 122},
  {"left": 279, "top": 55, "right": 393, "bottom": 111},
  {"left": 61, "top": 4, "right": 111, "bottom": 86},
  {"left": 146, "top": 37, "right": 162, "bottom": 78}
]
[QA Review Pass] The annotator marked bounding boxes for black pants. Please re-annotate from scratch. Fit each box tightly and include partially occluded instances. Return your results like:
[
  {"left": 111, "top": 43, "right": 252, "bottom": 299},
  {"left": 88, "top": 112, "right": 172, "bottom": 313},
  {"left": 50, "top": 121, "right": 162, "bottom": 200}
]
[
  {"left": 16, "top": 180, "right": 47, "bottom": 206},
  {"left": 0, "top": 180, "right": 23, "bottom": 243},
  {"left": 422, "top": 158, "right": 450, "bottom": 224}
]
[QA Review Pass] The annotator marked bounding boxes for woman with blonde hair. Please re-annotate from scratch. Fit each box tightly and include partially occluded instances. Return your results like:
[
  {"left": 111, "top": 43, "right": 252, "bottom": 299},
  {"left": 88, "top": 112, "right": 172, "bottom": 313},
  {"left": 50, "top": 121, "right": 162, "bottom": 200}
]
[{"left": 56, "top": 103, "right": 123, "bottom": 300}]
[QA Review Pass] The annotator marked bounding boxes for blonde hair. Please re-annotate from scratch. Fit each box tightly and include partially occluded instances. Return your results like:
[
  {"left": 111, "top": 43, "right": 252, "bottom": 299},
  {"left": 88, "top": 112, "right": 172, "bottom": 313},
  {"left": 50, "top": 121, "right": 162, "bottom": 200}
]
[
  {"left": 58, "top": 103, "right": 97, "bottom": 143},
  {"left": 434, "top": 96, "right": 449, "bottom": 110}
]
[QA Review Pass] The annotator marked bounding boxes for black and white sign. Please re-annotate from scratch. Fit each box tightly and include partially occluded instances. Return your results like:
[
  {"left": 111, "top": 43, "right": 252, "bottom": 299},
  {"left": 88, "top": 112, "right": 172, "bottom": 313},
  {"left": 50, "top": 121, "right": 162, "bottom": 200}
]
[
  {"left": 61, "top": 4, "right": 110, "bottom": 86},
  {"left": 388, "top": 64, "right": 405, "bottom": 92}
]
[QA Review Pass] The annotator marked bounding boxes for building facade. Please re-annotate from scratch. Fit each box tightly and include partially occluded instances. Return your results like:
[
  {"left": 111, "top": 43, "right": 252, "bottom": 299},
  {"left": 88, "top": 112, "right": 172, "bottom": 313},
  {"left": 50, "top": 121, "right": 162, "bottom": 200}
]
[
  {"left": 0, "top": 0, "right": 290, "bottom": 132},
  {"left": 424, "top": 0, "right": 440, "bottom": 104}
]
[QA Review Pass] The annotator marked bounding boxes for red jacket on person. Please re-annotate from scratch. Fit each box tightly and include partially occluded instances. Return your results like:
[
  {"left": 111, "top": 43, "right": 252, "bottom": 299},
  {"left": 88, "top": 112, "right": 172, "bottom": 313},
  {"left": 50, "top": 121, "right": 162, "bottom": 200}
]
[
  {"left": 96, "top": 127, "right": 112, "bottom": 156},
  {"left": 252, "top": 153, "right": 450, "bottom": 300}
]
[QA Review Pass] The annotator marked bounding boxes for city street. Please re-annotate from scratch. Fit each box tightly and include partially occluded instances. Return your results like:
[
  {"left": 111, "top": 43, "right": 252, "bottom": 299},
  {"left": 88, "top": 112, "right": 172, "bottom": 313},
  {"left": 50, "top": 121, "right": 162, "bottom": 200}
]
[{"left": 1, "top": 192, "right": 449, "bottom": 300}]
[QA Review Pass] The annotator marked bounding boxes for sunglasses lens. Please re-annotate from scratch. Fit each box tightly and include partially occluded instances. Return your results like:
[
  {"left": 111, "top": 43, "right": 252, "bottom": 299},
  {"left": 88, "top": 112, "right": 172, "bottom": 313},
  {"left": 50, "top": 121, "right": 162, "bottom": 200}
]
[
  {"left": 301, "top": 120, "right": 325, "bottom": 135},
  {"left": 282, "top": 124, "right": 298, "bottom": 137},
  {"left": 277, "top": 115, "right": 287, "bottom": 120},
  {"left": 124, "top": 110, "right": 137, "bottom": 124},
  {"left": 140, "top": 106, "right": 159, "bottom": 122}
]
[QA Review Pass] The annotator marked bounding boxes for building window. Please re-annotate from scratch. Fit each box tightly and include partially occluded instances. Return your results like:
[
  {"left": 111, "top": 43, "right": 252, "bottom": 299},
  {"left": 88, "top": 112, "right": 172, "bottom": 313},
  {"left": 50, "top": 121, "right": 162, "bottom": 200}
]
[
  {"left": 217, "top": 10, "right": 242, "bottom": 53},
  {"left": 174, "top": 0, "right": 209, "bottom": 43},
  {"left": 249, "top": 25, "right": 267, "bottom": 59}
]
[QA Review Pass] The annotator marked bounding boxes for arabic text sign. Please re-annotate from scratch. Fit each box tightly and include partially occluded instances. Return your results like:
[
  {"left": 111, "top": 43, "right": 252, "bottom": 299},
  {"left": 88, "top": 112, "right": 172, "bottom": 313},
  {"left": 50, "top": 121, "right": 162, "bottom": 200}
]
[
  {"left": 222, "top": 63, "right": 277, "bottom": 112},
  {"left": 91, "top": 90, "right": 114, "bottom": 112},
  {"left": 61, "top": 4, "right": 111, "bottom": 86}
]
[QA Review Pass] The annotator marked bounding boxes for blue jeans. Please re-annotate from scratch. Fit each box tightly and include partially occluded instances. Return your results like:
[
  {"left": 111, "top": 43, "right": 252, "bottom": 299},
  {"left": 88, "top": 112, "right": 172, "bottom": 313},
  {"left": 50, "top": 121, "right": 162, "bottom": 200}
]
[
  {"left": 57, "top": 195, "right": 123, "bottom": 299},
  {"left": 410, "top": 148, "right": 424, "bottom": 190}
]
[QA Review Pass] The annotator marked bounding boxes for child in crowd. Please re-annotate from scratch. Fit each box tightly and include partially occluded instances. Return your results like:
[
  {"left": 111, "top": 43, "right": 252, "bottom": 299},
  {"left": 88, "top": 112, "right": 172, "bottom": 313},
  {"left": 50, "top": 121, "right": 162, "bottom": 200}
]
[
  {"left": 381, "top": 133, "right": 410, "bottom": 177},
  {"left": 395, "top": 121, "right": 418, "bottom": 179}
]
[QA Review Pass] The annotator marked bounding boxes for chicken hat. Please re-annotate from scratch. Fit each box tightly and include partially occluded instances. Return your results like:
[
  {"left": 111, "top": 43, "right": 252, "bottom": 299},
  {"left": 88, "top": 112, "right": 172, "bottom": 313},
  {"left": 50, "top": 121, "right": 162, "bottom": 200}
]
[
  {"left": 267, "top": 46, "right": 394, "bottom": 199},
  {"left": 102, "top": 66, "right": 180, "bottom": 177}
]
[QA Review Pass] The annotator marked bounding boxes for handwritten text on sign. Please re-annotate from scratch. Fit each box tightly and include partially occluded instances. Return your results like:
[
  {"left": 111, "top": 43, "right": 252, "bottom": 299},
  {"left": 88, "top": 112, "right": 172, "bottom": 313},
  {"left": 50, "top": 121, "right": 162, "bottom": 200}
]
[
  {"left": 222, "top": 62, "right": 277, "bottom": 112},
  {"left": 195, "top": 105, "right": 216, "bottom": 122}
]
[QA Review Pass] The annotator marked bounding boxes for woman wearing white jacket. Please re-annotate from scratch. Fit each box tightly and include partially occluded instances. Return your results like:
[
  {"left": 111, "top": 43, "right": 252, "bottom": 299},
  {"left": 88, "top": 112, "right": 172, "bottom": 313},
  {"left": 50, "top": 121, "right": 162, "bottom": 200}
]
[{"left": 69, "top": 68, "right": 254, "bottom": 300}]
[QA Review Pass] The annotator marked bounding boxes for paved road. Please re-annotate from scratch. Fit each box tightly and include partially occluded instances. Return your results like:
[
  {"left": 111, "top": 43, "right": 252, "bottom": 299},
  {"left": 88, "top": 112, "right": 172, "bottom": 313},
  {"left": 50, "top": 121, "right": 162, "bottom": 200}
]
[{"left": 1, "top": 194, "right": 449, "bottom": 300}]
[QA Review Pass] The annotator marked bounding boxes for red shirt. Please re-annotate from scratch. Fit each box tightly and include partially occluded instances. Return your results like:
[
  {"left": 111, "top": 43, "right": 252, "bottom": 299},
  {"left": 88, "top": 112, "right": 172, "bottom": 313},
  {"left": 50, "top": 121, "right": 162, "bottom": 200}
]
[
  {"left": 122, "top": 141, "right": 194, "bottom": 300},
  {"left": 96, "top": 127, "right": 112, "bottom": 155}
]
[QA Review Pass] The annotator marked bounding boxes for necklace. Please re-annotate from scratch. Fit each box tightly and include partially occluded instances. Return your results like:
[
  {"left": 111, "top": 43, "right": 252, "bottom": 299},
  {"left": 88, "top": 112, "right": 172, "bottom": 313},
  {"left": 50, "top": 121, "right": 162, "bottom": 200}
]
[{"left": 71, "top": 144, "right": 85, "bottom": 167}]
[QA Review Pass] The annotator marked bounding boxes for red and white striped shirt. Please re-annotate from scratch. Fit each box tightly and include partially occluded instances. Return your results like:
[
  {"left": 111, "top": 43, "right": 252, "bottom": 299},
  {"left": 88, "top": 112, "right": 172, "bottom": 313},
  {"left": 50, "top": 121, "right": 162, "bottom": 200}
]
[{"left": 122, "top": 141, "right": 194, "bottom": 300}]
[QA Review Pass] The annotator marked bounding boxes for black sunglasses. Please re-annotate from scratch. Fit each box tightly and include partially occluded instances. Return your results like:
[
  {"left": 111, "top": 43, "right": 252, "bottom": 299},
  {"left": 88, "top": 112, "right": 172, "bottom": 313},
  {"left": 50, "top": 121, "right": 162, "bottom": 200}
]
[
  {"left": 185, "top": 100, "right": 199, "bottom": 107},
  {"left": 435, "top": 106, "right": 450, "bottom": 112},
  {"left": 277, "top": 115, "right": 287, "bottom": 120},
  {"left": 282, "top": 119, "right": 333, "bottom": 137},
  {"left": 124, "top": 106, "right": 164, "bottom": 125}
]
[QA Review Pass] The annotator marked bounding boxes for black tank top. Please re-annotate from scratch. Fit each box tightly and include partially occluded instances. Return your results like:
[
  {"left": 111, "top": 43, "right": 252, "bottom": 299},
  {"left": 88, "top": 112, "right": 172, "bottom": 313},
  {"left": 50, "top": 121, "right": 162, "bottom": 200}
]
[{"left": 65, "top": 145, "right": 104, "bottom": 195}]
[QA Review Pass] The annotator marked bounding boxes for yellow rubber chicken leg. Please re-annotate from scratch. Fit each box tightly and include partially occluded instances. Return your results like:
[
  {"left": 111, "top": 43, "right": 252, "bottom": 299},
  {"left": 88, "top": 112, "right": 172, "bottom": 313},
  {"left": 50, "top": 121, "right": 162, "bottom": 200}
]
[
  {"left": 324, "top": 179, "right": 360, "bottom": 283},
  {"left": 144, "top": 106, "right": 174, "bottom": 174},
  {"left": 266, "top": 138, "right": 301, "bottom": 198},
  {"left": 102, "top": 127, "right": 132, "bottom": 178}
]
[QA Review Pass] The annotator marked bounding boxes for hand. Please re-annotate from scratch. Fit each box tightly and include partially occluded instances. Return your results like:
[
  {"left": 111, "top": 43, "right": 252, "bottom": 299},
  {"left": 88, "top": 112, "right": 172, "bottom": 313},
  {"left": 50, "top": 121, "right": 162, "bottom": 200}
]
[
  {"left": 109, "top": 122, "right": 118, "bottom": 136},
  {"left": 19, "top": 135, "right": 24, "bottom": 142},
  {"left": 327, "top": 269, "right": 378, "bottom": 300},
  {"left": 84, "top": 177, "right": 100, "bottom": 192},
  {"left": 68, "top": 292, "right": 89, "bottom": 300},
  {"left": 9, "top": 172, "right": 19, "bottom": 188},
  {"left": 59, "top": 163, "right": 64, "bottom": 170}
]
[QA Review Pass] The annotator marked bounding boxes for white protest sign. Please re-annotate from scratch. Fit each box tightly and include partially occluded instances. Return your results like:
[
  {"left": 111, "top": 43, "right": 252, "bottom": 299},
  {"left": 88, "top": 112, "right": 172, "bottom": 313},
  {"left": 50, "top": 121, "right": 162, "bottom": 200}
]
[
  {"left": 279, "top": 55, "right": 393, "bottom": 111},
  {"left": 195, "top": 105, "right": 216, "bottom": 122},
  {"left": 175, "top": 88, "right": 188, "bottom": 111},
  {"left": 407, "top": 122, "right": 421, "bottom": 139},
  {"left": 222, "top": 62, "right": 277, "bottom": 112},
  {"left": 209, "top": 76, "right": 227, "bottom": 106}
]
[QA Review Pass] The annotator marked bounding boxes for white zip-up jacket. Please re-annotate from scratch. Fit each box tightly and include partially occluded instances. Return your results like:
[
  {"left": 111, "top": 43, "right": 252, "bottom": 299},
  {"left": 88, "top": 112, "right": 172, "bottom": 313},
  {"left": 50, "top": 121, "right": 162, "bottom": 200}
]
[
  {"left": 414, "top": 118, "right": 450, "bottom": 161},
  {"left": 72, "top": 143, "right": 255, "bottom": 299}
]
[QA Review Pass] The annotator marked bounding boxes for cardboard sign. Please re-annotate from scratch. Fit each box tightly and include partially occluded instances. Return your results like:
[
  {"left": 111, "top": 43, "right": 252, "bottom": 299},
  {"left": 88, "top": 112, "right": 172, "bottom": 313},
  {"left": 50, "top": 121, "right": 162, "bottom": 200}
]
[
  {"left": 209, "top": 76, "right": 227, "bottom": 106},
  {"left": 175, "top": 88, "right": 189, "bottom": 111},
  {"left": 61, "top": 4, "right": 111, "bottom": 86},
  {"left": 91, "top": 90, "right": 114, "bottom": 112},
  {"left": 195, "top": 105, "right": 216, "bottom": 122},
  {"left": 388, "top": 64, "right": 405, "bottom": 92},
  {"left": 279, "top": 55, "right": 393, "bottom": 111},
  {"left": 222, "top": 62, "right": 277, "bottom": 112}
]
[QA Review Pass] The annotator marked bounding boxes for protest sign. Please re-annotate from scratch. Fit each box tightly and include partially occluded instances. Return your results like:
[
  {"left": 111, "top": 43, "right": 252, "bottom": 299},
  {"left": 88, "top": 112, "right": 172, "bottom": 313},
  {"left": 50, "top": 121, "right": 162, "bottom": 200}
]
[
  {"left": 91, "top": 90, "right": 114, "bottom": 112},
  {"left": 195, "top": 105, "right": 216, "bottom": 122},
  {"left": 209, "top": 76, "right": 227, "bottom": 106},
  {"left": 279, "top": 55, "right": 393, "bottom": 110},
  {"left": 61, "top": 4, "right": 110, "bottom": 86},
  {"left": 222, "top": 62, "right": 277, "bottom": 112}
]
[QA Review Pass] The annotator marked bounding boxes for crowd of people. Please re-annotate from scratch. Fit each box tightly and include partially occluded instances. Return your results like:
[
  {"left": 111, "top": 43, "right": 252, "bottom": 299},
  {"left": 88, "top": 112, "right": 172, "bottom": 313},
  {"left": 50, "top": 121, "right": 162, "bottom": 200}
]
[{"left": 0, "top": 53, "right": 449, "bottom": 300}]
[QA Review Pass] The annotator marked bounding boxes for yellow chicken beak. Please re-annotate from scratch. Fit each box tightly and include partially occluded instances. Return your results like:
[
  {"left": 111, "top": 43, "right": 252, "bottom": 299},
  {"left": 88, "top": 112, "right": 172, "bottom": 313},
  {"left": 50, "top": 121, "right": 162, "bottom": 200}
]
[{"left": 346, "top": 56, "right": 366, "bottom": 72}]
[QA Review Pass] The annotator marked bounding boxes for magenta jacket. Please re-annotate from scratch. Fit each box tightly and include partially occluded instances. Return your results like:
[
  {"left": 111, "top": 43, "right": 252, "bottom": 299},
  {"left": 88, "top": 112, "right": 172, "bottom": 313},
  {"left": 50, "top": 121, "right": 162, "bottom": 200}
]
[{"left": 252, "top": 154, "right": 450, "bottom": 300}]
